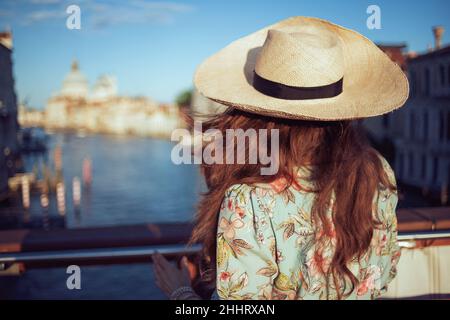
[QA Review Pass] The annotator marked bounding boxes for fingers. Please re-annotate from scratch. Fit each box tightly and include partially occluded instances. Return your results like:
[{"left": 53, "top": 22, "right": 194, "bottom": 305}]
[
  {"left": 153, "top": 256, "right": 170, "bottom": 294},
  {"left": 152, "top": 252, "right": 192, "bottom": 296},
  {"left": 181, "top": 256, "right": 188, "bottom": 266},
  {"left": 155, "top": 252, "right": 172, "bottom": 269},
  {"left": 152, "top": 251, "right": 162, "bottom": 264},
  {"left": 152, "top": 252, "right": 169, "bottom": 293},
  {"left": 153, "top": 253, "right": 168, "bottom": 277},
  {"left": 181, "top": 256, "right": 190, "bottom": 277}
]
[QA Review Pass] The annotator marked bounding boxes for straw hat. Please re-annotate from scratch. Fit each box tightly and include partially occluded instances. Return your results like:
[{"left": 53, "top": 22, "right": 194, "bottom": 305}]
[{"left": 194, "top": 16, "right": 409, "bottom": 121}]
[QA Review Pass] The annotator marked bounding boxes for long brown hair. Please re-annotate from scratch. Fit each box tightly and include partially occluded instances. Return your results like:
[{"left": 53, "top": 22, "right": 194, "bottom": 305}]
[{"left": 189, "top": 108, "right": 395, "bottom": 299}]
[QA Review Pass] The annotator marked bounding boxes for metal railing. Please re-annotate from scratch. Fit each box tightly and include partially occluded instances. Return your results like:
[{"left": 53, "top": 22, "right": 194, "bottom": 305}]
[
  {"left": 0, "top": 243, "right": 202, "bottom": 270},
  {"left": 397, "top": 230, "right": 450, "bottom": 241},
  {"left": 397, "top": 230, "right": 450, "bottom": 249},
  {"left": 1, "top": 231, "right": 449, "bottom": 269}
]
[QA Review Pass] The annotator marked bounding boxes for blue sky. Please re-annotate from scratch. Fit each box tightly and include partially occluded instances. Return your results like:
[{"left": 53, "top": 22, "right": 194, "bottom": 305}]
[{"left": 1, "top": 0, "right": 449, "bottom": 109}]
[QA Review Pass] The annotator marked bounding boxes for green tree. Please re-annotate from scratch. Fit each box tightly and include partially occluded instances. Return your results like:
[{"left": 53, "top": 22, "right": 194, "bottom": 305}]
[{"left": 175, "top": 89, "right": 193, "bottom": 107}]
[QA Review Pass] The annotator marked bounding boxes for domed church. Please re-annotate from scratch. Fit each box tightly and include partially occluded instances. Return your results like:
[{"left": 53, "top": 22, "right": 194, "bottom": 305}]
[
  {"left": 59, "top": 60, "right": 89, "bottom": 98},
  {"left": 42, "top": 60, "right": 183, "bottom": 137}
]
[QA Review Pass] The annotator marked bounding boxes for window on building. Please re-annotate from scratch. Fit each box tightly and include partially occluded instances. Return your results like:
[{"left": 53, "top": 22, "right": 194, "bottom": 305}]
[
  {"left": 425, "top": 68, "right": 431, "bottom": 96},
  {"left": 410, "top": 112, "right": 415, "bottom": 139},
  {"left": 421, "top": 155, "right": 427, "bottom": 179},
  {"left": 433, "top": 157, "right": 439, "bottom": 184},
  {"left": 408, "top": 152, "right": 414, "bottom": 177},
  {"left": 448, "top": 111, "right": 450, "bottom": 141},
  {"left": 423, "top": 111, "right": 428, "bottom": 141},
  {"left": 448, "top": 164, "right": 450, "bottom": 190},
  {"left": 440, "top": 110, "right": 445, "bottom": 141},
  {"left": 398, "top": 153, "right": 404, "bottom": 180},
  {"left": 410, "top": 71, "right": 417, "bottom": 96},
  {"left": 382, "top": 114, "right": 389, "bottom": 129},
  {"left": 440, "top": 65, "right": 446, "bottom": 86},
  {"left": 448, "top": 65, "right": 450, "bottom": 86}
]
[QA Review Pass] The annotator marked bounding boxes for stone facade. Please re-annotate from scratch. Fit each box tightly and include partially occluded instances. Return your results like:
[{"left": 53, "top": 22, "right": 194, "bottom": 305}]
[
  {"left": 0, "top": 31, "right": 19, "bottom": 197},
  {"left": 363, "top": 32, "right": 450, "bottom": 195},
  {"left": 395, "top": 45, "right": 450, "bottom": 192},
  {"left": 362, "top": 43, "right": 409, "bottom": 158}
]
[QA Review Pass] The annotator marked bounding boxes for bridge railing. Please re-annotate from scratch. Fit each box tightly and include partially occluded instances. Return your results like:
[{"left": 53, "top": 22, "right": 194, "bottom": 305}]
[
  {"left": 0, "top": 206, "right": 449, "bottom": 269},
  {"left": 1, "top": 231, "right": 450, "bottom": 270}
]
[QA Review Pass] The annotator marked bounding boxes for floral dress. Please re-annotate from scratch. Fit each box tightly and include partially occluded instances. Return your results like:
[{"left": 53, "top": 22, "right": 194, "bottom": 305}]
[{"left": 213, "top": 157, "right": 401, "bottom": 300}]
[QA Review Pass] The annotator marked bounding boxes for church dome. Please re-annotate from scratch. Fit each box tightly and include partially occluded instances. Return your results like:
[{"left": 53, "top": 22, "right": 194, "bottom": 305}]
[
  {"left": 90, "top": 75, "right": 117, "bottom": 101},
  {"left": 60, "top": 60, "right": 88, "bottom": 98}
]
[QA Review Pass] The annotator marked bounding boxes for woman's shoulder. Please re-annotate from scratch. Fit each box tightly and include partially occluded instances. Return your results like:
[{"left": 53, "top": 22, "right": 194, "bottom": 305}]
[
  {"left": 376, "top": 152, "right": 397, "bottom": 187},
  {"left": 224, "top": 178, "right": 302, "bottom": 201},
  {"left": 223, "top": 179, "right": 308, "bottom": 220},
  {"left": 224, "top": 183, "right": 255, "bottom": 197},
  {"left": 223, "top": 183, "right": 272, "bottom": 211},
  {"left": 223, "top": 181, "right": 283, "bottom": 210},
  {"left": 372, "top": 153, "right": 399, "bottom": 226},
  {"left": 224, "top": 181, "right": 275, "bottom": 199}
]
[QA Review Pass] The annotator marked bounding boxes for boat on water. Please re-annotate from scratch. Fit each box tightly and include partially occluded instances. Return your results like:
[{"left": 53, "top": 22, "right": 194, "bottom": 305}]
[{"left": 18, "top": 127, "right": 48, "bottom": 153}]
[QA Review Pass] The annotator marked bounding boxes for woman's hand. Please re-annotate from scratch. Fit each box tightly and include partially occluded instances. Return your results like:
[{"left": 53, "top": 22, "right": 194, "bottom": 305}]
[{"left": 152, "top": 252, "right": 192, "bottom": 298}]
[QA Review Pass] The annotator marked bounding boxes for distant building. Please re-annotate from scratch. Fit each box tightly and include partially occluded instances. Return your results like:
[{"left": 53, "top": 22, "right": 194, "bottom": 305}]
[
  {"left": 363, "top": 43, "right": 409, "bottom": 163},
  {"left": 18, "top": 104, "right": 45, "bottom": 126},
  {"left": 378, "top": 43, "right": 408, "bottom": 71},
  {"left": 0, "top": 31, "right": 19, "bottom": 197},
  {"left": 363, "top": 27, "right": 450, "bottom": 197},
  {"left": 59, "top": 60, "right": 88, "bottom": 98},
  {"left": 20, "top": 61, "right": 185, "bottom": 138},
  {"left": 395, "top": 26, "right": 450, "bottom": 193},
  {"left": 90, "top": 74, "right": 117, "bottom": 102}
]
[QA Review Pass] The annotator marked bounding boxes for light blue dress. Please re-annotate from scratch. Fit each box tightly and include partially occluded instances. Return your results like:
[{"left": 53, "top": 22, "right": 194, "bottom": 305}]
[{"left": 213, "top": 156, "right": 401, "bottom": 300}]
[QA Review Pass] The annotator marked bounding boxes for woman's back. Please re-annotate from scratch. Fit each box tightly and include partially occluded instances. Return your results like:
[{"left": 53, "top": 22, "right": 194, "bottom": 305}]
[
  {"left": 214, "top": 156, "right": 401, "bottom": 300},
  {"left": 153, "top": 16, "right": 408, "bottom": 301}
]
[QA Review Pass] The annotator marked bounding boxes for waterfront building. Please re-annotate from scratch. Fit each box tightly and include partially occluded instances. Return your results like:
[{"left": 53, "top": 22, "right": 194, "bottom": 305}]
[
  {"left": 363, "top": 28, "right": 450, "bottom": 198},
  {"left": 20, "top": 61, "right": 184, "bottom": 138},
  {"left": 18, "top": 104, "right": 45, "bottom": 127},
  {"left": 59, "top": 60, "right": 89, "bottom": 98},
  {"left": 362, "top": 43, "right": 410, "bottom": 163},
  {"left": 378, "top": 43, "right": 408, "bottom": 71},
  {"left": 395, "top": 27, "right": 450, "bottom": 194},
  {"left": 0, "top": 31, "right": 19, "bottom": 198}
]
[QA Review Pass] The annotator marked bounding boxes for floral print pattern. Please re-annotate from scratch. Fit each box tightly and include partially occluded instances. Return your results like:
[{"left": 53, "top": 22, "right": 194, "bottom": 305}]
[{"left": 215, "top": 156, "right": 401, "bottom": 300}]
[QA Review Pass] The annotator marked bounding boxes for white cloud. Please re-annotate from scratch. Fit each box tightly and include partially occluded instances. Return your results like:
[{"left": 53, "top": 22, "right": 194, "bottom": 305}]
[
  {"left": 86, "top": 1, "right": 195, "bottom": 29},
  {"left": 14, "top": 1, "right": 194, "bottom": 27},
  {"left": 29, "top": 0, "right": 62, "bottom": 4},
  {"left": 132, "top": 1, "right": 194, "bottom": 13},
  {"left": 24, "top": 9, "right": 65, "bottom": 24},
  {"left": 0, "top": 9, "right": 13, "bottom": 17}
]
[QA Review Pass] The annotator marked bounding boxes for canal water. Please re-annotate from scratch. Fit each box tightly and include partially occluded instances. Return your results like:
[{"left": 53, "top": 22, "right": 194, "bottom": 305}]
[
  {"left": 0, "top": 130, "right": 203, "bottom": 299},
  {"left": 1, "top": 130, "right": 203, "bottom": 230}
]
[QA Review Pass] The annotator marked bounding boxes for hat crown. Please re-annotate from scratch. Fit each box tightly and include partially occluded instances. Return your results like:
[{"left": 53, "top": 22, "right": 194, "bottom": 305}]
[{"left": 255, "top": 27, "right": 345, "bottom": 87}]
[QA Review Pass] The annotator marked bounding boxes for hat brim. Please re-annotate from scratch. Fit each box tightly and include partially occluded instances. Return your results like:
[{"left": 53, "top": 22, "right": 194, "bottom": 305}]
[{"left": 194, "top": 16, "right": 409, "bottom": 121}]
